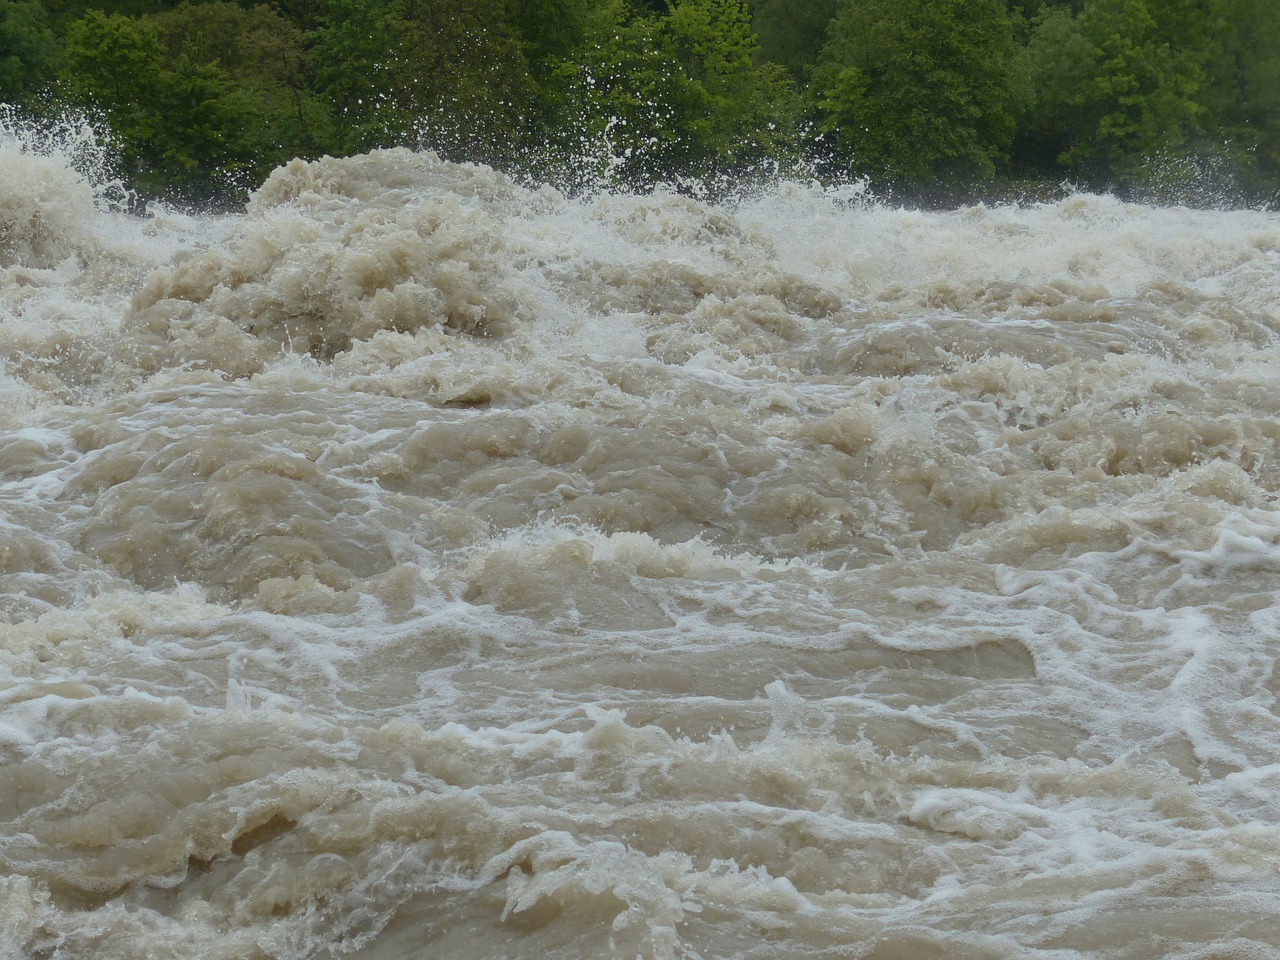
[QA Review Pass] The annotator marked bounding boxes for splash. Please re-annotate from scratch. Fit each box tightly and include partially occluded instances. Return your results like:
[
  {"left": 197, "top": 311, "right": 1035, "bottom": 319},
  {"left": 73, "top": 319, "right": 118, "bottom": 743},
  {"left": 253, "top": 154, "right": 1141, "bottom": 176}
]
[{"left": 0, "top": 109, "right": 217, "bottom": 415}]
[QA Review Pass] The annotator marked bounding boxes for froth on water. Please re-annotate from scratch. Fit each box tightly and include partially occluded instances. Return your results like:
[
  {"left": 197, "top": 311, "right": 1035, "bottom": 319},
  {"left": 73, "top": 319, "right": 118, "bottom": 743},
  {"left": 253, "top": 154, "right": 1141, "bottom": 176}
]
[{"left": 2, "top": 135, "right": 1280, "bottom": 959}]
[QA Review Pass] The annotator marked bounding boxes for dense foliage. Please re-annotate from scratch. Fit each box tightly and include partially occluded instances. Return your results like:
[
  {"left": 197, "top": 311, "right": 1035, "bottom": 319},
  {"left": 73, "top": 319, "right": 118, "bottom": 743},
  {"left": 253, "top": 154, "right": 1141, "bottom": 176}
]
[{"left": 2, "top": 0, "right": 1277, "bottom": 204}]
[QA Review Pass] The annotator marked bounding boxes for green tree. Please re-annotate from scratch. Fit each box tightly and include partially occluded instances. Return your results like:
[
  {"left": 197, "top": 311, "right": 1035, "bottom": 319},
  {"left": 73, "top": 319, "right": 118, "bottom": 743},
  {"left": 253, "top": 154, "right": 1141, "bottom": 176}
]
[
  {"left": 750, "top": 0, "right": 837, "bottom": 83},
  {"left": 1191, "top": 0, "right": 1280, "bottom": 195},
  {"left": 569, "top": 5, "right": 706, "bottom": 183},
  {"left": 152, "top": 1, "right": 329, "bottom": 163},
  {"left": 1016, "top": 0, "right": 1204, "bottom": 179},
  {"left": 546, "top": 0, "right": 800, "bottom": 187},
  {"left": 664, "top": 0, "right": 800, "bottom": 169},
  {"left": 43, "top": 0, "right": 185, "bottom": 23},
  {"left": 810, "top": 0, "right": 1020, "bottom": 188},
  {"left": 305, "top": 0, "right": 415, "bottom": 152},
  {"left": 400, "top": 0, "right": 535, "bottom": 161},
  {"left": 59, "top": 9, "right": 272, "bottom": 199},
  {"left": 515, "top": 0, "right": 595, "bottom": 65},
  {"left": 0, "top": 0, "right": 58, "bottom": 105},
  {"left": 1007, "top": 0, "right": 1082, "bottom": 20},
  {"left": 306, "top": 0, "right": 533, "bottom": 160}
]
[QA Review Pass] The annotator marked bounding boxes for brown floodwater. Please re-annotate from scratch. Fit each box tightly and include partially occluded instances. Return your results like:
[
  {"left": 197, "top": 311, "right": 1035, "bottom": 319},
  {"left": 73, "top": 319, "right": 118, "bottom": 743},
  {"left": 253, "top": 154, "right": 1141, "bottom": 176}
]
[{"left": 3, "top": 130, "right": 1280, "bottom": 959}]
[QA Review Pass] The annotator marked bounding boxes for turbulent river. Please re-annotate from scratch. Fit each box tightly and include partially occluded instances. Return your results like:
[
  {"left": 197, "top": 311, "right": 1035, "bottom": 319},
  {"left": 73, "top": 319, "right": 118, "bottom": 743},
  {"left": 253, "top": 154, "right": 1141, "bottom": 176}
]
[{"left": 3, "top": 131, "right": 1280, "bottom": 960}]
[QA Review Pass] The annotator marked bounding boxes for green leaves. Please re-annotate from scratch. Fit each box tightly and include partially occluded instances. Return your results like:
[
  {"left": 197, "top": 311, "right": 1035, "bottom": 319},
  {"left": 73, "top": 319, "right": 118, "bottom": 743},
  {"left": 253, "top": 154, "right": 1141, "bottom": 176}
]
[
  {"left": 750, "top": 0, "right": 837, "bottom": 82},
  {"left": 1014, "top": 0, "right": 1226, "bottom": 187},
  {"left": 811, "top": 0, "right": 1018, "bottom": 188},
  {"left": 1192, "top": 0, "right": 1280, "bottom": 193},
  {"left": 27, "top": 0, "right": 1280, "bottom": 203},
  {"left": 0, "top": 0, "right": 59, "bottom": 105},
  {"left": 532, "top": 0, "right": 800, "bottom": 188},
  {"left": 59, "top": 3, "right": 315, "bottom": 201},
  {"left": 306, "top": 0, "right": 533, "bottom": 161}
]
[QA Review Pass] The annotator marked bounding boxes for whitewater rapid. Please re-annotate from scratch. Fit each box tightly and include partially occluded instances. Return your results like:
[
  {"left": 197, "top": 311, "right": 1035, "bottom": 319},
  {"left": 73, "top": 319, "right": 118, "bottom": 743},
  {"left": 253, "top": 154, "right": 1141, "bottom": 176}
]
[{"left": 2, "top": 137, "right": 1280, "bottom": 959}]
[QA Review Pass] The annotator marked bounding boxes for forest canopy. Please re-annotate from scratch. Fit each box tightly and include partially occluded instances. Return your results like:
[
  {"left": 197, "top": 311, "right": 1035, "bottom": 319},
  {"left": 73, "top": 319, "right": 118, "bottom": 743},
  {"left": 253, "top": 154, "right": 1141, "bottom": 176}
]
[{"left": 2, "top": 0, "right": 1277, "bottom": 205}]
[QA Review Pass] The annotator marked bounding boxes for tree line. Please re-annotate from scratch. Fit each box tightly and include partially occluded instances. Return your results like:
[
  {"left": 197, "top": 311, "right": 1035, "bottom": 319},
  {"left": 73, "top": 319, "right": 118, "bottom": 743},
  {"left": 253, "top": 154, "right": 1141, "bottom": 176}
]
[{"left": 2, "top": 0, "right": 1278, "bottom": 205}]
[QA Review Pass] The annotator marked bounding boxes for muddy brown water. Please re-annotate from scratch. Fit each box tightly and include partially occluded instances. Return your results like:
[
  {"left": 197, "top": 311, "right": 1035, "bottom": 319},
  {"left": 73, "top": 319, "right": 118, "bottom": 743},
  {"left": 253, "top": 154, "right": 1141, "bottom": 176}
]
[{"left": 3, "top": 141, "right": 1280, "bottom": 959}]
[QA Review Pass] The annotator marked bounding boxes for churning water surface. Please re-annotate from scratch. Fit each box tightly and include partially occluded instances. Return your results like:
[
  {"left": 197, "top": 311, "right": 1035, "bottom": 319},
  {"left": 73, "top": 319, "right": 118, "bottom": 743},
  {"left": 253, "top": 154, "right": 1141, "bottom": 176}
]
[{"left": 2, "top": 131, "right": 1280, "bottom": 960}]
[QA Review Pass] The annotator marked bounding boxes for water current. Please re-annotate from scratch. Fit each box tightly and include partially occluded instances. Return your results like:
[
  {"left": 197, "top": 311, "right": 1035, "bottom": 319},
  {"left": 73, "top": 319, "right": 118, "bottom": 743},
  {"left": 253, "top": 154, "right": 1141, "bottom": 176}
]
[{"left": 3, "top": 127, "right": 1280, "bottom": 960}]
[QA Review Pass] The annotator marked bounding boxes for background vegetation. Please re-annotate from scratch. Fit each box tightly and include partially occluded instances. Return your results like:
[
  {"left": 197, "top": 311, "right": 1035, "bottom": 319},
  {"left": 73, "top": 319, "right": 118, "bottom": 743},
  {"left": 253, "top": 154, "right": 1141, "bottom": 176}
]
[{"left": 2, "top": 0, "right": 1277, "bottom": 205}]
